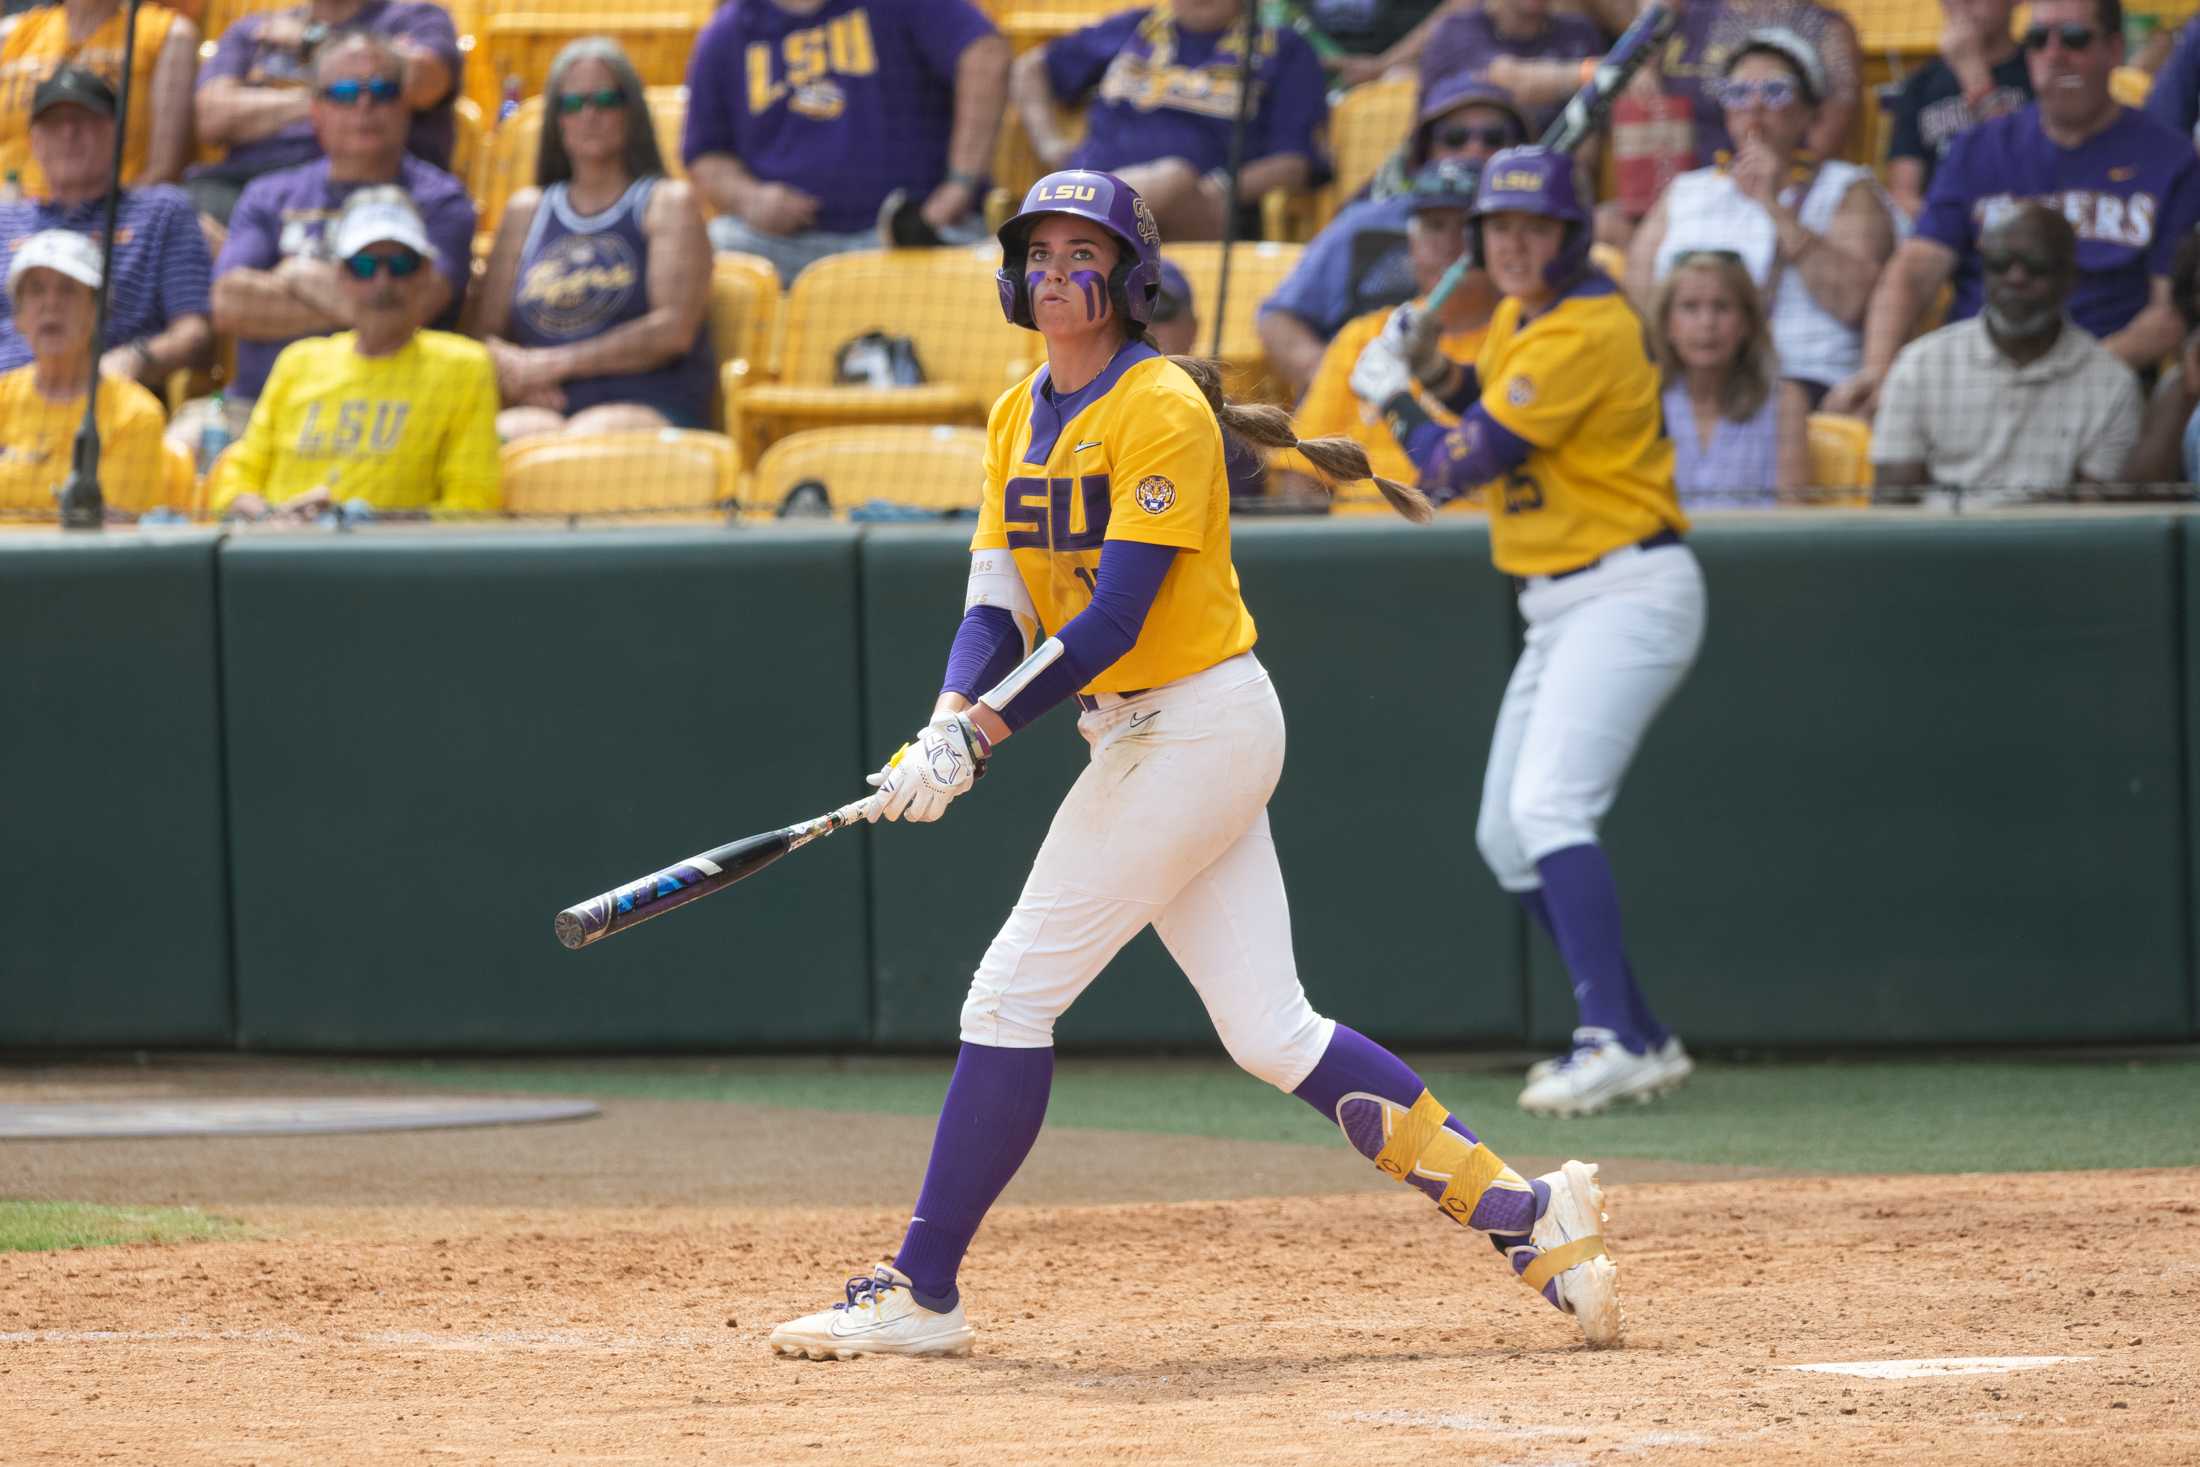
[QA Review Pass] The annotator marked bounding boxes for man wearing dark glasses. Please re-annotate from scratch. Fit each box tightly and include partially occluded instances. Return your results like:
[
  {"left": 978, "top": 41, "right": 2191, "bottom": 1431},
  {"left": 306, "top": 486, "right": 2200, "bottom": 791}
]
[
  {"left": 183, "top": 33, "right": 472, "bottom": 453},
  {"left": 211, "top": 186, "right": 499, "bottom": 524},
  {"left": 1869, "top": 203, "right": 2140, "bottom": 504},
  {"left": 1257, "top": 75, "right": 1524, "bottom": 398},
  {"left": 1828, "top": 0, "right": 2200, "bottom": 420},
  {"left": 187, "top": 0, "right": 459, "bottom": 228}
]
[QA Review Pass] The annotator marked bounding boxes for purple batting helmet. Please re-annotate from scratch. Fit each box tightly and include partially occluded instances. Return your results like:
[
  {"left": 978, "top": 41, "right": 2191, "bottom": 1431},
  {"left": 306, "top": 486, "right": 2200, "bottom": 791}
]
[
  {"left": 995, "top": 169, "right": 1165, "bottom": 332},
  {"left": 1471, "top": 145, "right": 1592, "bottom": 291}
]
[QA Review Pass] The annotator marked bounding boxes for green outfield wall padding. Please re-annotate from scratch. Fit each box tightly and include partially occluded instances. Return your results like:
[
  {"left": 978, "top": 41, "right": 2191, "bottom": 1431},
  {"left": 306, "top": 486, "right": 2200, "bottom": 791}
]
[
  {"left": 216, "top": 529, "right": 870, "bottom": 1050},
  {"left": 859, "top": 519, "right": 1523, "bottom": 1051},
  {"left": 1526, "top": 516, "right": 2191, "bottom": 1049},
  {"left": 0, "top": 532, "right": 233, "bottom": 1045},
  {"left": 2183, "top": 520, "right": 2200, "bottom": 1041}
]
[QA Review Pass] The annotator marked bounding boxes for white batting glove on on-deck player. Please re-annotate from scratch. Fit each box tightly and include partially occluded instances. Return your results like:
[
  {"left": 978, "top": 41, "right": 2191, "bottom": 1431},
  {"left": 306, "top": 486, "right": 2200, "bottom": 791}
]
[
  {"left": 866, "top": 712, "right": 989, "bottom": 823},
  {"left": 1377, "top": 301, "right": 1450, "bottom": 389},
  {"left": 1349, "top": 328, "right": 1416, "bottom": 410}
]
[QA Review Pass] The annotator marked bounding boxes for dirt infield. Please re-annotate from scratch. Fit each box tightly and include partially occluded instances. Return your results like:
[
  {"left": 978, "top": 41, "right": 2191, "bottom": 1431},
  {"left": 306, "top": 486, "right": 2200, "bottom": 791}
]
[{"left": 3, "top": 1061, "right": 2196, "bottom": 1465}]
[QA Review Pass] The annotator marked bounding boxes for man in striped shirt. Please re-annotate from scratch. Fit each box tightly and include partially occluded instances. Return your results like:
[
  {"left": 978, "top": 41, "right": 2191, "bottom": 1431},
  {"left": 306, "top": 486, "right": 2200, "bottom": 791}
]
[{"left": 0, "top": 65, "right": 211, "bottom": 389}]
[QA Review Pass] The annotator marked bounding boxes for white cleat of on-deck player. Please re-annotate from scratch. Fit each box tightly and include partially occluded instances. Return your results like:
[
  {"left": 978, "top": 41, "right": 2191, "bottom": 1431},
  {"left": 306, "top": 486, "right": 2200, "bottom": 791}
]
[{"left": 769, "top": 1264, "right": 975, "bottom": 1360}]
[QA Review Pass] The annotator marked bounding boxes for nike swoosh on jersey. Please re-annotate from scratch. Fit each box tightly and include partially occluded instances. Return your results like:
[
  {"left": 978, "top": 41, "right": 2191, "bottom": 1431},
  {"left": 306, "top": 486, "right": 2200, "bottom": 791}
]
[{"left": 1074, "top": 439, "right": 1104, "bottom": 452}]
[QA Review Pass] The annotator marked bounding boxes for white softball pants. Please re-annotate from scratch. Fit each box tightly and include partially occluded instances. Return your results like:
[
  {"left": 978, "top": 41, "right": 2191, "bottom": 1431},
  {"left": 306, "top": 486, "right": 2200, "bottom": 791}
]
[
  {"left": 959, "top": 651, "right": 1336, "bottom": 1091},
  {"left": 1477, "top": 541, "right": 1707, "bottom": 891}
]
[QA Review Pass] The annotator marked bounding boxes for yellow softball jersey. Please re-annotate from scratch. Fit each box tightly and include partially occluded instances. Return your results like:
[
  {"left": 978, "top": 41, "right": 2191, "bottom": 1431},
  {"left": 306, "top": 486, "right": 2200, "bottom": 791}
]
[
  {"left": 972, "top": 343, "right": 1257, "bottom": 694},
  {"left": 1472, "top": 280, "right": 1686, "bottom": 578}
]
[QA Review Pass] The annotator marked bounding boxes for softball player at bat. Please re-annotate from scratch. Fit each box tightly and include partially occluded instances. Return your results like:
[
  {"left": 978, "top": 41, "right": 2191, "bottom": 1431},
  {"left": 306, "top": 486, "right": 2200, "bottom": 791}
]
[
  {"left": 1351, "top": 145, "right": 1705, "bottom": 1119},
  {"left": 768, "top": 169, "right": 1622, "bottom": 1361}
]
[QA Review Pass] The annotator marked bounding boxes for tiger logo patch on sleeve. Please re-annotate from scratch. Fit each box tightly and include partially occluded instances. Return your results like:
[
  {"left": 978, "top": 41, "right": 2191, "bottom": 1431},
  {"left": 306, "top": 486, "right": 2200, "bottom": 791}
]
[{"left": 1136, "top": 475, "right": 1176, "bottom": 514}]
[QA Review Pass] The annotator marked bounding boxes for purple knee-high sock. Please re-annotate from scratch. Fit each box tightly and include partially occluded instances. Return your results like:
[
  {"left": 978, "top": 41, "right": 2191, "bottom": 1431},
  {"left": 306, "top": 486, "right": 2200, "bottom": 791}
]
[
  {"left": 892, "top": 1042, "right": 1053, "bottom": 1312},
  {"left": 1533, "top": 843, "right": 1656, "bottom": 1054},
  {"left": 1518, "top": 886, "right": 1667, "bottom": 1050},
  {"left": 1291, "top": 1024, "right": 1544, "bottom": 1236}
]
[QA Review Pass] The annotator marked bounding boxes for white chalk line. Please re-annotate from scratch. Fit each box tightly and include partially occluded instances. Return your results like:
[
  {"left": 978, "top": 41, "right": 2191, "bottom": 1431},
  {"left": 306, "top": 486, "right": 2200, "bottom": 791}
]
[
  {"left": 1787, "top": 1355, "right": 2094, "bottom": 1380},
  {"left": 1344, "top": 1409, "right": 1710, "bottom": 1459},
  {"left": 0, "top": 1326, "right": 724, "bottom": 1352}
]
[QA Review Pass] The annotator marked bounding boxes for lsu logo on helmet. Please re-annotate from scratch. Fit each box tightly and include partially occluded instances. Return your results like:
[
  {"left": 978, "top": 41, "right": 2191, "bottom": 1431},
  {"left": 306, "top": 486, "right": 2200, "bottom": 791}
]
[{"left": 1034, "top": 181, "right": 1098, "bottom": 203}]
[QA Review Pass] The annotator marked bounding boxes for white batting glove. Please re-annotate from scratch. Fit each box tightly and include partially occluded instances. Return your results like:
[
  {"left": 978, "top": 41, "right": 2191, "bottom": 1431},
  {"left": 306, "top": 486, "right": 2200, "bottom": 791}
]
[
  {"left": 1377, "top": 302, "right": 1449, "bottom": 389},
  {"left": 1349, "top": 329, "right": 1416, "bottom": 410},
  {"left": 865, "top": 711, "right": 989, "bottom": 823}
]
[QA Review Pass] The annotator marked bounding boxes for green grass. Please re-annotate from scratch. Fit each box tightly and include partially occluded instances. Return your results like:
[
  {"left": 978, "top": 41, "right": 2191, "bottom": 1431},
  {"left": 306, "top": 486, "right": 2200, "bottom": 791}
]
[
  {"left": 369, "top": 1053, "right": 2200, "bottom": 1176},
  {"left": 0, "top": 1201, "right": 244, "bottom": 1253}
]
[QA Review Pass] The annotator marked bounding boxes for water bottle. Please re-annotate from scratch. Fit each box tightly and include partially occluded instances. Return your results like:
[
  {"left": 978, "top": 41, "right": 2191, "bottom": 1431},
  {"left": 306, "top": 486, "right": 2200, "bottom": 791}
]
[
  {"left": 198, "top": 392, "right": 233, "bottom": 476},
  {"left": 498, "top": 75, "right": 521, "bottom": 125}
]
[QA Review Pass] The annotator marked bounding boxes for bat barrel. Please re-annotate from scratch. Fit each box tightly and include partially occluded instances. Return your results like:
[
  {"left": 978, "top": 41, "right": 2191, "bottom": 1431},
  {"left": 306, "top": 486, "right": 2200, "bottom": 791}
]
[{"left": 552, "top": 847, "right": 740, "bottom": 950}]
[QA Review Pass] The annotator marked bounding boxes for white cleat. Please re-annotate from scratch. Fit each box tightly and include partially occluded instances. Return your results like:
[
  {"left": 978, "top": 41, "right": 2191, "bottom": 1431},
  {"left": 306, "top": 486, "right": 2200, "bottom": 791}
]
[
  {"left": 1518, "top": 1029, "right": 1675, "bottom": 1117},
  {"left": 768, "top": 1264, "right": 975, "bottom": 1361},
  {"left": 1509, "top": 1160, "right": 1621, "bottom": 1348},
  {"left": 1647, "top": 1036, "right": 1694, "bottom": 1097}
]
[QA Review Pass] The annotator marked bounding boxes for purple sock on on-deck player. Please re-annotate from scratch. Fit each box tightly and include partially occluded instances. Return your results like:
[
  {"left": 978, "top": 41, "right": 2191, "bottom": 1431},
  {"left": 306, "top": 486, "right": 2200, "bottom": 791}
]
[
  {"left": 1291, "top": 1024, "right": 1544, "bottom": 1237},
  {"left": 1517, "top": 886, "right": 1667, "bottom": 1050},
  {"left": 892, "top": 1042, "right": 1054, "bottom": 1312},
  {"left": 1534, "top": 843, "right": 1653, "bottom": 1054}
]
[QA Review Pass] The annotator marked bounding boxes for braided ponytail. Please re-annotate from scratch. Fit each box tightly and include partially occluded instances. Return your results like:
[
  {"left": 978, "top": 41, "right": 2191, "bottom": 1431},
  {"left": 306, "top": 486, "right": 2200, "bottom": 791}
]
[{"left": 1169, "top": 356, "right": 1434, "bottom": 524}]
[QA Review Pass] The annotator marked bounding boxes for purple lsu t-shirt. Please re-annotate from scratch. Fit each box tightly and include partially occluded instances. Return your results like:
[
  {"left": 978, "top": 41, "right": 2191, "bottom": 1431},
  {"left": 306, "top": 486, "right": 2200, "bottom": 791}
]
[
  {"left": 1048, "top": 7, "right": 1329, "bottom": 182},
  {"left": 1920, "top": 105, "right": 2200, "bottom": 340},
  {"left": 214, "top": 154, "right": 476, "bottom": 399},
  {"left": 682, "top": 0, "right": 996, "bottom": 234},
  {"left": 1415, "top": 8, "right": 1603, "bottom": 138},
  {"left": 193, "top": 0, "right": 462, "bottom": 175}
]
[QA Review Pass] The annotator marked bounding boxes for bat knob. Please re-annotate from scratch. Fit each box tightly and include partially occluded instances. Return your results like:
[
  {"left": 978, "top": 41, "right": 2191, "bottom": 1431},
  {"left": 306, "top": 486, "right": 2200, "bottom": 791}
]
[{"left": 553, "top": 908, "right": 596, "bottom": 951}]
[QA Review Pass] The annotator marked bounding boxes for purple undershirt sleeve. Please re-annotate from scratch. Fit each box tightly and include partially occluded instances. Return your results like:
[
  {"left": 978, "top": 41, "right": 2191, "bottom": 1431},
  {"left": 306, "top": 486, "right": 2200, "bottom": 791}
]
[
  {"left": 941, "top": 604, "right": 1026, "bottom": 702},
  {"left": 990, "top": 538, "right": 1178, "bottom": 731},
  {"left": 1399, "top": 402, "right": 1535, "bottom": 508}
]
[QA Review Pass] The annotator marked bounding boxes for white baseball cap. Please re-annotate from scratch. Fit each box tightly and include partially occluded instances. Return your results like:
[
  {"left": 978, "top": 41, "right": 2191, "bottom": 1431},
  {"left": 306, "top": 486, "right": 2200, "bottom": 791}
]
[
  {"left": 6, "top": 228, "right": 102, "bottom": 299},
  {"left": 331, "top": 185, "right": 438, "bottom": 263}
]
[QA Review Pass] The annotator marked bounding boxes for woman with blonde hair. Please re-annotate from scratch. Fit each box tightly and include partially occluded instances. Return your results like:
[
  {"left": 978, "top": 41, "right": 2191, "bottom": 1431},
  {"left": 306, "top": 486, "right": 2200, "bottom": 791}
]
[
  {"left": 1651, "top": 250, "right": 1809, "bottom": 507},
  {"left": 472, "top": 36, "right": 712, "bottom": 443}
]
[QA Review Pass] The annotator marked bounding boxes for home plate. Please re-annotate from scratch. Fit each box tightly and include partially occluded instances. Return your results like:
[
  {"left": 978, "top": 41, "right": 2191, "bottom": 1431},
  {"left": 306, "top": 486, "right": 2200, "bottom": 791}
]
[
  {"left": 1788, "top": 1356, "right": 2093, "bottom": 1380},
  {"left": 0, "top": 1098, "right": 599, "bottom": 1139}
]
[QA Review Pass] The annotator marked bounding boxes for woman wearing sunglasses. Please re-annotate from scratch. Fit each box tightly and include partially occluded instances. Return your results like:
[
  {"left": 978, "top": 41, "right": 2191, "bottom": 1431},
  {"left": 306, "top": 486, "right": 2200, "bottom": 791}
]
[
  {"left": 211, "top": 187, "right": 500, "bottom": 522},
  {"left": 472, "top": 39, "right": 711, "bottom": 445},
  {"left": 1624, "top": 26, "right": 1898, "bottom": 415}
]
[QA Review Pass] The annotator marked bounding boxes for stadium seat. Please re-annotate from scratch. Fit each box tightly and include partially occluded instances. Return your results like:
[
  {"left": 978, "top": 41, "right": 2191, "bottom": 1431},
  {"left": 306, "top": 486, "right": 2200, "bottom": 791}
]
[
  {"left": 724, "top": 245, "right": 1036, "bottom": 464},
  {"left": 2112, "top": 64, "right": 2154, "bottom": 107},
  {"left": 160, "top": 437, "right": 203, "bottom": 518},
  {"left": 989, "top": 103, "right": 1085, "bottom": 232},
  {"left": 499, "top": 428, "right": 737, "bottom": 516},
  {"left": 996, "top": 0, "right": 1127, "bottom": 53},
  {"left": 450, "top": 95, "right": 484, "bottom": 194},
  {"left": 1804, "top": 412, "right": 1873, "bottom": 508},
  {"left": 1160, "top": 240, "right": 1305, "bottom": 403},
  {"left": 1846, "top": 0, "right": 1944, "bottom": 56},
  {"left": 1311, "top": 76, "right": 1416, "bottom": 236},
  {"left": 748, "top": 424, "right": 989, "bottom": 517},
  {"left": 482, "top": 11, "right": 702, "bottom": 107},
  {"left": 709, "top": 251, "right": 783, "bottom": 427},
  {"left": 474, "top": 86, "right": 692, "bottom": 244}
]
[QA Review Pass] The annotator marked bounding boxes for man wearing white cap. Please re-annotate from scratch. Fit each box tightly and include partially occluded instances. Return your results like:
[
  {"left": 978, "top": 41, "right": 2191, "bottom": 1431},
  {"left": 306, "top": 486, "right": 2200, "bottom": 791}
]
[
  {"left": 0, "top": 228, "right": 168, "bottom": 518},
  {"left": 211, "top": 186, "right": 498, "bottom": 521}
]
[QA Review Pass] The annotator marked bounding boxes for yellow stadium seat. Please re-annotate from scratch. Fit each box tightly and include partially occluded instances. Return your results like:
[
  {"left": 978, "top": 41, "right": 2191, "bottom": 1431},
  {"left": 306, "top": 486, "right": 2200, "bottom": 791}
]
[
  {"left": 450, "top": 95, "right": 484, "bottom": 194},
  {"left": 1804, "top": 412, "right": 1872, "bottom": 508},
  {"left": 997, "top": 0, "right": 1126, "bottom": 53},
  {"left": 709, "top": 251, "right": 782, "bottom": 428},
  {"left": 499, "top": 428, "right": 737, "bottom": 516},
  {"left": 482, "top": 11, "right": 702, "bottom": 105},
  {"left": 990, "top": 103, "right": 1085, "bottom": 231},
  {"left": 474, "top": 86, "right": 692, "bottom": 244},
  {"left": 160, "top": 437, "right": 203, "bottom": 518},
  {"left": 2112, "top": 64, "right": 2154, "bottom": 107},
  {"left": 1846, "top": 0, "right": 1945, "bottom": 55},
  {"left": 724, "top": 245, "right": 1037, "bottom": 463},
  {"left": 749, "top": 424, "right": 989, "bottom": 516},
  {"left": 1159, "top": 240, "right": 1304, "bottom": 403},
  {"left": 1323, "top": 76, "right": 1417, "bottom": 227}
]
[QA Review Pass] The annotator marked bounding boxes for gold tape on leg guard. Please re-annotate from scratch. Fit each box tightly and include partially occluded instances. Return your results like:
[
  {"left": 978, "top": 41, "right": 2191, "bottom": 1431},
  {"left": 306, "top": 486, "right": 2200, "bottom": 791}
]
[
  {"left": 1435, "top": 1142, "right": 1510, "bottom": 1226},
  {"left": 1372, "top": 1090, "right": 1450, "bottom": 1181},
  {"left": 1521, "top": 1236, "right": 1607, "bottom": 1292}
]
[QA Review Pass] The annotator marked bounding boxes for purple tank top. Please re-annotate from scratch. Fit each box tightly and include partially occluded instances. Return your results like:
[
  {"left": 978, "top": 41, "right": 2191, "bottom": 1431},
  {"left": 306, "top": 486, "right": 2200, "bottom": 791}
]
[
  {"left": 509, "top": 178, "right": 714, "bottom": 428},
  {"left": 1664, "top": 381, "right": 1778, "bottom": 508}
]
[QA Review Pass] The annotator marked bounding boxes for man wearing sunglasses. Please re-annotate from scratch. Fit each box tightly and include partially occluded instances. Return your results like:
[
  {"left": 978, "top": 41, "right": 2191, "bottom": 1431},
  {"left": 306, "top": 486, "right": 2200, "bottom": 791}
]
[
  {"left": 187, "top": 0, "right": 459, "bottom": 228},
  {"left": 1869, "top": 203, "right": 2140, "bottom": 504},
  {"left": 1829, "top": 0, "right": 2200, "bottom": 419},
  {"left": 211, "top": 187, "right": 498, "bottom": 523},
  {"left": 183, "top": 33, "right": 473, "bottom": 453},
  {"left": 1257, "top": 75, "right": 1524, "bottom": 398}
]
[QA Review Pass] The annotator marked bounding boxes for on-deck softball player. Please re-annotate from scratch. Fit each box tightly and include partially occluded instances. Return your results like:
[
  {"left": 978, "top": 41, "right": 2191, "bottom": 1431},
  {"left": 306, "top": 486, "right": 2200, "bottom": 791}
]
[
  {"left": 768, "top": 169, "right": 1622, "bottom": 1361},
  {"left": 1351, "top": 144, "right": 1705, "bottom": 1119}
]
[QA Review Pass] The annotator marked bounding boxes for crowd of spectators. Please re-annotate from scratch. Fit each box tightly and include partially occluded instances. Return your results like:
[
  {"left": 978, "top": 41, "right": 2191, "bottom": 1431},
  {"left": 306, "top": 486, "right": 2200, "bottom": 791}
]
[{"left": 7, "top": 0, "right": 2200, "bottom": 522}]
